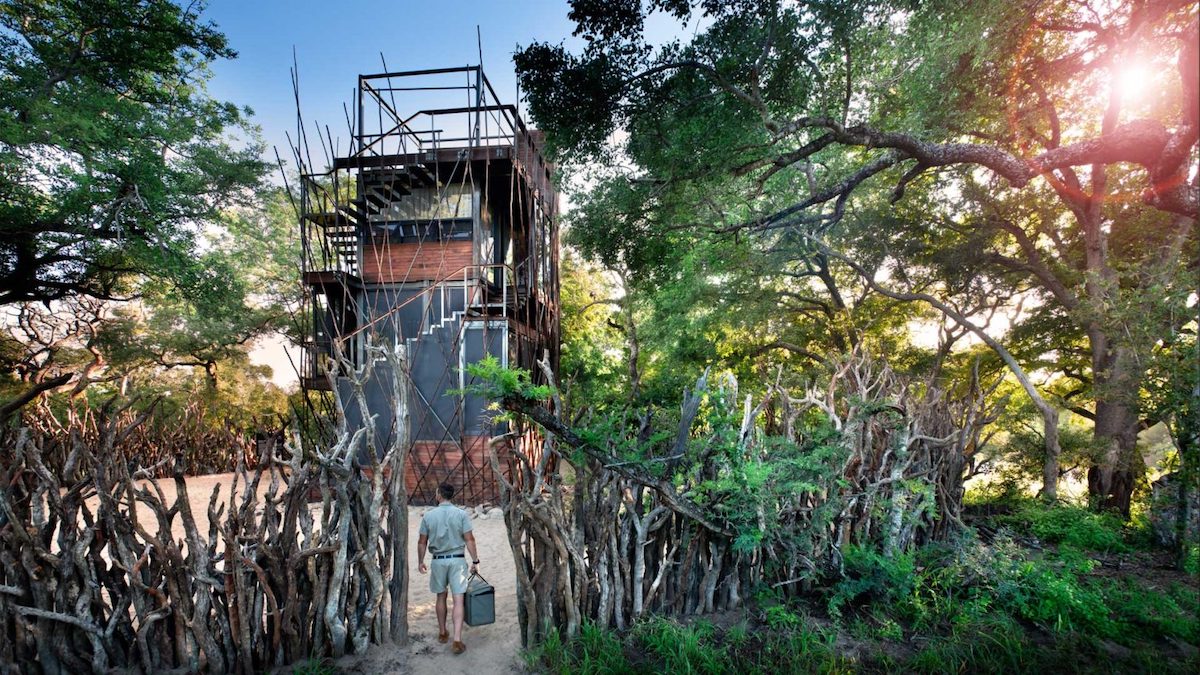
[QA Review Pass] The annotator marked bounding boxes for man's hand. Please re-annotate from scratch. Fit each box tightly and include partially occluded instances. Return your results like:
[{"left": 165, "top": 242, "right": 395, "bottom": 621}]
[
  {"left": 418, "top": 561, "right": 428, "bottom": 574},
  {"left": 470, "top": 562, "right": 479, "bottom": 575}
]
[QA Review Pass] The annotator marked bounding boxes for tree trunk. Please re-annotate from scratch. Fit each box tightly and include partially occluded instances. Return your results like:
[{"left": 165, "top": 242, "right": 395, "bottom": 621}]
[
  {"left": 1173, "top": 407, "right": 1199, "bottom": 569},
  {"left": 1087, "top": 345, "right": 1143, "bottom": 516},
  {"left": 1040, "top": 416, "right": 1062, "bottom": 502}
]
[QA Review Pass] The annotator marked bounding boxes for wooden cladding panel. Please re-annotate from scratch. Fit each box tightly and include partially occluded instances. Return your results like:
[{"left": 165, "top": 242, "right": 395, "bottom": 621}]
[{"left": 361, "top": 239, "right": 474, "bottom": 283}]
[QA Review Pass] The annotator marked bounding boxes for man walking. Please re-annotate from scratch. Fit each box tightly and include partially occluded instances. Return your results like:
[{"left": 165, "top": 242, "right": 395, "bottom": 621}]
[{"left": 417, "top": 483, "right": 480, "bottom": 655}]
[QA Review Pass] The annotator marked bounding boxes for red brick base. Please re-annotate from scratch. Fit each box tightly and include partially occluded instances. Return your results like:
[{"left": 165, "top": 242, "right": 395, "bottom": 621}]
[{"left": 405, "top": 435, "right": 513, "bottom": 506}]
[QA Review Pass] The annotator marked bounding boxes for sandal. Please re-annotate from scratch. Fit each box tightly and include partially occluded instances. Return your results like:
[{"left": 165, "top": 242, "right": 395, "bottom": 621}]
[
  {"left": 438, "top": 630, "right": 449, "bottom": 644},
  {"left": 452, "top": 641, "right": 466, "bottom": 655}
]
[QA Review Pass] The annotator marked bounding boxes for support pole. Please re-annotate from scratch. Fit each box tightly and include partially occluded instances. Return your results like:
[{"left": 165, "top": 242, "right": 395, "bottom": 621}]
[{"left": 388, "top": 343, "right": 411, "bottom": 644}]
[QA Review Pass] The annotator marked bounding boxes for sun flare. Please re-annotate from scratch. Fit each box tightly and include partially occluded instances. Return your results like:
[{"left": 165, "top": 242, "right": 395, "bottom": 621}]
[{"left": 1114, "top": 61, "right": 1152, "bottom": 103}]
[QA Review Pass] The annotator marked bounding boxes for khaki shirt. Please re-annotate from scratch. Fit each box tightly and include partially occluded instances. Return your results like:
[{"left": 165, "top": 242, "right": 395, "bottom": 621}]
[{"left": 419, "top": 503, "right": 473, "bottom": 555}]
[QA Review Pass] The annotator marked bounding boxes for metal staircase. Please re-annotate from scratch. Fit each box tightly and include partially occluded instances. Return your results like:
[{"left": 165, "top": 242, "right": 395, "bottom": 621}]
[
  {"left": 300, "top": 165, "right": 444, "bottom": 280},
  {"left": 302, "top": 208, "right": 358, "bottom": 277}
]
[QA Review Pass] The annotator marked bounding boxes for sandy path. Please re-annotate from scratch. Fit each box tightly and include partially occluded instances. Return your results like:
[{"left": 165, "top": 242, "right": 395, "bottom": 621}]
[
  {"left": 397, "top": 506, "right": 521, "bottom": 674},
  {"left": 330, "top": 504, "right": 522, "bottom": 674}
]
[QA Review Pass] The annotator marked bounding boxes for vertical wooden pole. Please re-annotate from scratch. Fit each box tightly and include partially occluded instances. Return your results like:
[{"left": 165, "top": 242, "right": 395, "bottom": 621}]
[{"left": 388, "top": 343, "right": 411, "bottom": 644}]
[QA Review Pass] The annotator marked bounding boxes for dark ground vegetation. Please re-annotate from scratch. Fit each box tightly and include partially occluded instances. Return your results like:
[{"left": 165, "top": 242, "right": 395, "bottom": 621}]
[{"left": 528, "top": 494, "right": 1199, "bottom": 674}]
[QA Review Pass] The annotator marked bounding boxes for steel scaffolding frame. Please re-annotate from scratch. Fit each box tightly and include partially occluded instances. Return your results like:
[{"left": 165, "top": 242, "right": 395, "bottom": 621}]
[{"left": 293, "top": 65, "right": 559, "bottom": 505}]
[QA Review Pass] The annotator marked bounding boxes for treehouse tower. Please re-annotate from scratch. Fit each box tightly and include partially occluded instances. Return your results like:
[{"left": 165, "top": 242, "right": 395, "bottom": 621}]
[{"left": 298, "top": 66, "right": 559, "bottom": 505}]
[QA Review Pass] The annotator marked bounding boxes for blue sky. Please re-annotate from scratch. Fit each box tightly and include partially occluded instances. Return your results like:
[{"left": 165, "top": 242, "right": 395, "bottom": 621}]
[{"left": 200, "top": 0, "right": 582, "bottom": 168}]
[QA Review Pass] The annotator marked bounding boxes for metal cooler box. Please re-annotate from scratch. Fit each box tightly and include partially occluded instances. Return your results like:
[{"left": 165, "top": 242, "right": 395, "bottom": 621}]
[{"left": 464, "top": 572, "right": 495, "bottom": 626}]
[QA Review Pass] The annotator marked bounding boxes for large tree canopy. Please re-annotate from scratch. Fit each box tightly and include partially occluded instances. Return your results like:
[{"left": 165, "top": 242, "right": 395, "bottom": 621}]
[
  {"left": 517, "top": 0, "right": 1198, "bottom": 513},
  {"left": 0, "top": 191, "right": 297, "bottom": 411},
  {"left": 0, "top": 0, "right": 268, "bottom": 306},
  {"left": 0, "top": 1, "right": 292, "bottom": 420},
  {"left": 519, "top": 0, "right": 1197, "bottom": 220}
]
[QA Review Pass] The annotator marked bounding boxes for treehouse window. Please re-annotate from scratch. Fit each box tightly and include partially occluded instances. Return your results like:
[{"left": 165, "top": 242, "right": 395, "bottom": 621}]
[{"left": 369, "top": 184, "right": 475, "bottom": 242}]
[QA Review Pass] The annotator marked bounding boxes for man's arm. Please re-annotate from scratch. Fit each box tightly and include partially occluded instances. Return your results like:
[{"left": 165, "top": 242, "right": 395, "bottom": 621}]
[
  {"left": 417, "top": 533, "right": 429, "bottom": 573},
  {"left": 464, "top": 531, "right": 479, "bottom": 573}
]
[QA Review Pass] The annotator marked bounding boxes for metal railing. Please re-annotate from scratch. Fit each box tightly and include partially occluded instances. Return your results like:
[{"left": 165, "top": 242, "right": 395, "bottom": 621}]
[
  {"left": 347, "top": 66, "right": 554, "bottom": 199},
  {"left": 347, "top": 262, "right": 514, "bottom": 340},
  {"left": 303, "top": 263, "right": 517, "bottom": 387}
]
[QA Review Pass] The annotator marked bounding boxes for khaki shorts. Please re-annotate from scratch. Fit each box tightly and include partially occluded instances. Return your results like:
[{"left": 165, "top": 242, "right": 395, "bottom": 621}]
[{"left": 429, "top": 557, "right": 469, "bottom": 595}]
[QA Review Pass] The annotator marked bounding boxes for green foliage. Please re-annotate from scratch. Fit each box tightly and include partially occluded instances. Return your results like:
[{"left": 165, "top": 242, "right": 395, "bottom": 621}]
[
  {"left": 827, "top": 531, "right": 1200, "bottom": 650},
  {"left": 906, "top": 613, "right": 1034, "bottom": 675},
  {"left": 762, "top": 604, "right": 802, "bottom": 630},
  {"left": 558, "top": 251, "right": 626, "bottom": 409},
  {"left": 985, "top": 413, "right": 1097, "bottom": 489},
  {"left": 963, "top": 477, "right": 1029, "bottom": 510},
  {"left": 469, "top": 353, "right": 873, "bottom": 583},
  {"left": 100, "top": 263, "right": 282, "bottom": 381},
  {"left": 524, "top": 0, "right": 1198, "bottom": 521},
  {"left": 633, "top": 618, "right": 730, "bottom": 674},
  {"left": 827, "top": 546, "right": 916, "bottom": 619},
  {"left": 682, "top": 394, "right": 850, "bottom": 575},
  {"left": 1002, "top": 503, "right": 1129, "bottom": 553},
  {"left": 910, "top": 623, "right": 1192, "bottom": 674},
  {"left": 460, "top": 356, "right": 552, "bottom": 404},
  {"left": 1002, "top": 546, "right": 1114, "bottom": 634},
  {"left": 823, "top": 493, "right": 1199, "bottom": 651},
  {"left": 529, "top": 616, "right": 854, "bottom": 675},
  {"left": 530, "top": 623, "right": 629, "bottom": 675},
  {"left": 531, "top": 563, "right": 1198, "bottom": 675},
  {"left": 78, "top": 187, "right": 296, "bottom": 390},
  {"left": 512, "top": 41, "right": 625, "bottom": 160},
  {"left": 0, "top": 1, "right": 290, "bottom": 431},
  {"left": 120, "top": 355, "right": 289, "bottom": 431},
  {"left": 1104, "top": 580, "right": 1200, "bottom": 644},
  {"left": 1184, "top": 544, "right": 1200, "bottom": 577},
  {"left": 0, "top": 0, "right": 268, "bottom": 305}
]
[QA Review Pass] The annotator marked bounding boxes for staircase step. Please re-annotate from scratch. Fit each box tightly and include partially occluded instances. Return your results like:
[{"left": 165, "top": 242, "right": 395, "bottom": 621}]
[
  {"left": 362, "top": 190, "right": 389, "bottom": 210},
  {"left": 304, "top": 211, "right": 356, "bottom": 228},
  {"left": 408, "top": 164, "right": 436, "bottom": 186},
  {"left": 344, "top": 203, "right": 369, "bottom": 221},
  {"left": 362, "top": 176, "right": 411, "bottom": 201}
]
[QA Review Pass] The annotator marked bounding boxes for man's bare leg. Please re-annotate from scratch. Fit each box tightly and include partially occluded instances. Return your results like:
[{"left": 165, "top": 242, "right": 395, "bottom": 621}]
[
  {"left": 436, "top": 591, "right": 449, "bottom": 639},
  {"left": 452, "top": 592, "right": 466, "bottom": 642}
]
